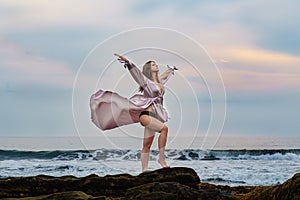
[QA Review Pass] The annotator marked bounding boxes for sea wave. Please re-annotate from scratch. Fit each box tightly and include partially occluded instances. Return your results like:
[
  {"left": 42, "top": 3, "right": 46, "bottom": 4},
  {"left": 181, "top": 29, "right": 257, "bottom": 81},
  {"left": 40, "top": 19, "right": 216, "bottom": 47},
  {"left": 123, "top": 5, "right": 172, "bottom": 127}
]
[{"left": 1, "top": 149, "right": 300, "bottom": 161}]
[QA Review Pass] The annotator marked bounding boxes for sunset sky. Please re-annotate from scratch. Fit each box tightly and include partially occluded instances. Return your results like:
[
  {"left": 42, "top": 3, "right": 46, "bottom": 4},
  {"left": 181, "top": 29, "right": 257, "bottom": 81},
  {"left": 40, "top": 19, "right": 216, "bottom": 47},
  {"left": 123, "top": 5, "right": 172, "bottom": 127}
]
[{"left": 1, "top": 0, "right": 299, "bottom": 138}]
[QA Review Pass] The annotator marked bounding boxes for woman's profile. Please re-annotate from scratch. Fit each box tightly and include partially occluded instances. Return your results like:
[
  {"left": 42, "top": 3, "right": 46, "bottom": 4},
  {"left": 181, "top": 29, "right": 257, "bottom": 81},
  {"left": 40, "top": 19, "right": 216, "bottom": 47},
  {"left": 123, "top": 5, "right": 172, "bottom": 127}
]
[{"left": 90, "top": 53, "right": 178, "bottom": 172}]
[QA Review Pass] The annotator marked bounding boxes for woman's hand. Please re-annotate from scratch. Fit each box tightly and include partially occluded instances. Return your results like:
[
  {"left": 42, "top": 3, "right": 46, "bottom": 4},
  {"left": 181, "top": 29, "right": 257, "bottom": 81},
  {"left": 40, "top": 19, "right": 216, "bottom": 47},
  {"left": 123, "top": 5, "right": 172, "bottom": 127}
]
[
  {"left": 114, "top": 53, "right": 129, "bottom": 63},
  {"left": 167, "top": 65, "right": 178, "bottom": 71}
]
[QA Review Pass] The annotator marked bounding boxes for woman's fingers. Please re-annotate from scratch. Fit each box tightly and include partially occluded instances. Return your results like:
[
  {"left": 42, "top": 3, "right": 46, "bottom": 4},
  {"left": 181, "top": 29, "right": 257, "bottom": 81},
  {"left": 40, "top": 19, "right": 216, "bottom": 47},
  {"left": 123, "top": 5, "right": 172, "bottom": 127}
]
[
  {"left": 114, "top": 53, "right": 128, "bottom": 62},
  {"left": 167, "top": 65, "right": 178, "bottom": 70},
  {"left": 114, "top": 53, "right": 121, "bottom": 57}
]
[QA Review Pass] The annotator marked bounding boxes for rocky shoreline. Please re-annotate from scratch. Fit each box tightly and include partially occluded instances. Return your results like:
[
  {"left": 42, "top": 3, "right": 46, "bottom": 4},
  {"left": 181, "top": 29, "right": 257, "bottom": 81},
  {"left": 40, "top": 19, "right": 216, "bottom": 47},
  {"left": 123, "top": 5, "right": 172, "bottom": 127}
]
[{"left": 0, "top": 167, "right": 299, "bottom": 199}]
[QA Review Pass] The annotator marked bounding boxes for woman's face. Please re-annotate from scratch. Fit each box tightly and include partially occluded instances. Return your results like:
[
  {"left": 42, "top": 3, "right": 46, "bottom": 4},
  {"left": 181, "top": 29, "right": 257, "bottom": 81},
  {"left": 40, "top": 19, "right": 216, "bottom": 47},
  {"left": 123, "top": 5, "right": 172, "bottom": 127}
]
[{"left": 150, "top": 61, "right": 159, "bottom": 72}]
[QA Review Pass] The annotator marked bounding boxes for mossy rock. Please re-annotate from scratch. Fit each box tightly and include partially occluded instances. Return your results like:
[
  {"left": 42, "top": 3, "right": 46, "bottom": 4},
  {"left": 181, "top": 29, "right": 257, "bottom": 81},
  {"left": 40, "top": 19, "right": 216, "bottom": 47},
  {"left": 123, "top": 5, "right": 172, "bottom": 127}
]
[
  {"left": 1, "top": 191, "right": 108, "bottom": 200},
  {"left": 126, "top": 181, "right": 200, "bottom": 200},
  {"left": 126, "top": 181, "right": 234, "bottom": 200},
  {"left": 0, "top": 167, "right": 200, "bottom": 199},
  {"left": 238, "top": 173, "right": 300, "bottom": 200}
]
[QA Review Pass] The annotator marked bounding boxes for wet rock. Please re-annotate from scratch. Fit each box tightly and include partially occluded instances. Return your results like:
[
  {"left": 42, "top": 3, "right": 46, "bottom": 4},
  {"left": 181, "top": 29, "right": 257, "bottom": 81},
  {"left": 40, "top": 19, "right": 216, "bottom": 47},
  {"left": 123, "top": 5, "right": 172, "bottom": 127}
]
[
  {"left": 126, "top": 181, "right": 234, "bottom": 200},
  {"left": 199, "top": 182, "right": 256, "bottom": 199},
  {"left": 126, "top": 182, "right": 199, "bottom": 199},
  {"left": 240, "top": 173, "right": 300, "bottom": 200},
  {"left": 0, "top": 167, "right": 199, "bottom": 199},
  {"left": 1, "top": 191, "right": 110, "bottom": 200},
  {"left": 201, "top": 154, "right": 220, "bottom": 160},
  {"left": 137, "top": 167, "right": 200, "bottom": 189},
  {"left": 7, "top": 191, "right": 92, "bottom": 200},
  {"left": 200, "top": 173, "right": 300, "bottom": 200},
  {"left": 1, "top": 169, "right": 299, "bottom": 200}
]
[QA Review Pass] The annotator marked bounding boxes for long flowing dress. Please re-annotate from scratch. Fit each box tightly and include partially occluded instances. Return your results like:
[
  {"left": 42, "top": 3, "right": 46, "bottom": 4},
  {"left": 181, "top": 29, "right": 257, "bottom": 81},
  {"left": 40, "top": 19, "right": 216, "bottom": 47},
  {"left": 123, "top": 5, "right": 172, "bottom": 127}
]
[{"left": 90, "top": 61, "right": 175, "bottom": 131}]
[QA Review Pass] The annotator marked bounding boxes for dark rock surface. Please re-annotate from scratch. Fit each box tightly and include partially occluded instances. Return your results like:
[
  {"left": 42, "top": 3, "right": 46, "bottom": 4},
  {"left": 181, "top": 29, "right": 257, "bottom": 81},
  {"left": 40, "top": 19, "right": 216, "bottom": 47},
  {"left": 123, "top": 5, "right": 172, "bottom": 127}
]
[
  {"left": 125, "top": 181, "right": 233, "bottom": 200},
  {"left": 237, "top": 172, "right": 300, "bottom": 200},
  {"left": 2, "top": 191, "right": 96, "bottom": 200},
  {"left": 200, "top": 173, "right": 300, "bottom": 200},
  {"left": 0, "top": 167, "right": 201, "bottom": 199},
  {"left": 0, "top": 168, "right": 299, "bottom": 200}
]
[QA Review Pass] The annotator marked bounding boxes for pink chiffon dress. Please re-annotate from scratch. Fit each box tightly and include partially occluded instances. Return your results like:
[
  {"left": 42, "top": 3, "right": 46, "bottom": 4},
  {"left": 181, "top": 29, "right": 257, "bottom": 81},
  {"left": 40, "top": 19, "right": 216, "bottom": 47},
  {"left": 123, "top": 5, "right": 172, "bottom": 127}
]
[{"left": 90, "top": 61, "right": 176, "bottom": 131}]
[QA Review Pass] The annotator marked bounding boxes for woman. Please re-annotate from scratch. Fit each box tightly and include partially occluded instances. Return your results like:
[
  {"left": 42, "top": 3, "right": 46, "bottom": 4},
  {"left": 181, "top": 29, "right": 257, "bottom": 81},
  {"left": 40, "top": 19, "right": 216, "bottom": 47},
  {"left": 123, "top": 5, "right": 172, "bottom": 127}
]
[{"left": 90, "top": 53, "right": 178, "bottom": 172}]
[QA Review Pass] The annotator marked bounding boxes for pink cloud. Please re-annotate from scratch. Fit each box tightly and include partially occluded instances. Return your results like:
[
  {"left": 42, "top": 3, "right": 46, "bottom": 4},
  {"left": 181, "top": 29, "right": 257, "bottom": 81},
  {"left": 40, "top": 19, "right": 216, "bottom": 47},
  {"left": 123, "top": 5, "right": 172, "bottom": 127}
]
[
  {"left": 0, "top": 39, "right": 74, "bottom": 88},
  {"left": 217, "top": 48, "right": 300, "bottom": 92}
]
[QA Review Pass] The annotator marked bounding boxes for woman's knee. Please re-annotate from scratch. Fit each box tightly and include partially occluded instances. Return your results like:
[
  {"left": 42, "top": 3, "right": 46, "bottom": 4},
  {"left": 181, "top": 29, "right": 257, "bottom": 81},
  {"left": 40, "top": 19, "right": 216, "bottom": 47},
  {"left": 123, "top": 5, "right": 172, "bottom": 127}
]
[
  {"left": 160, "top": 125, "right": 168, "bottom": 134},
  {"left": 143, "top": 142, "right": 152, "bottom": 150},
  {"left": 143, "top": 138, "right": 153, "bottom": 150}
]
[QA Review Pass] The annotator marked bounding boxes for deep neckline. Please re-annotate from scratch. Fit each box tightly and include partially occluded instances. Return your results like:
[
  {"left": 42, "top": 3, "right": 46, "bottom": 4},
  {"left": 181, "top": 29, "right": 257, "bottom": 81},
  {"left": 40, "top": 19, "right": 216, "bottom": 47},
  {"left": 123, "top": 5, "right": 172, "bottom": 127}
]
[
  {"left": 149, "top": 79, "right": 163, "bottom": 95},
  {"left": 154, "top": 82, "right": 163, "bottom": 95}
]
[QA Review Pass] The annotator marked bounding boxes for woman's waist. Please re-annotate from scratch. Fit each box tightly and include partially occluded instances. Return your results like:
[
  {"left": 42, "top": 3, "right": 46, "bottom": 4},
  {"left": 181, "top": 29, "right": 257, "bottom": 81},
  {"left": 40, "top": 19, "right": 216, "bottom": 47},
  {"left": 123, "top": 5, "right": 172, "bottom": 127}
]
[
  {"left": 144, "top": 105, "right": 154, "bottom": 112},
  {"left": 144, "top": 102, "right": 164, "bottom": 112},
  {"left": 143, "top": 103, "right": 168, "bottom": 122}
]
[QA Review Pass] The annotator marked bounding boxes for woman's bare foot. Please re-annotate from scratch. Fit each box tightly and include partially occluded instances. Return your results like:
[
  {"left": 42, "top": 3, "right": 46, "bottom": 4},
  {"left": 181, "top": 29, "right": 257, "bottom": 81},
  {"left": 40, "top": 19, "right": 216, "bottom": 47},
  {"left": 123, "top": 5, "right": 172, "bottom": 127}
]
[{"left": 158, "top": 157, "right": 170, "bottom": 168}]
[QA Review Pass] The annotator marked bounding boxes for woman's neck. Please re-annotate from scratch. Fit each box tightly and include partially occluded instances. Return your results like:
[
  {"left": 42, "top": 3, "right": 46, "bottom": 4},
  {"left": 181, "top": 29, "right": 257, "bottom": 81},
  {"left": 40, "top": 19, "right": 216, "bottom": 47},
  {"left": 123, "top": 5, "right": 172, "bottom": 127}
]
[{"left": 151, "top": 72, "right": 158, "bottom": 82}]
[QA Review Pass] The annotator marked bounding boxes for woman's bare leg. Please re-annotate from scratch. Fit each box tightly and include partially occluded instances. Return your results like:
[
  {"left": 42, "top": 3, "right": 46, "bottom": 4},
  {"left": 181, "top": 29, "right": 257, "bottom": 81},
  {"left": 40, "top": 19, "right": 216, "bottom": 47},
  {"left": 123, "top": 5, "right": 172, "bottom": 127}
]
[
  {"left": 141, "top": 127, "right": 155, "bottom": 172},
  {"left": 158, "top": 125, "right": 169, "bottom": 167},
  {"left": 140, "top": 115, "right": 169, "bottom": 168}
]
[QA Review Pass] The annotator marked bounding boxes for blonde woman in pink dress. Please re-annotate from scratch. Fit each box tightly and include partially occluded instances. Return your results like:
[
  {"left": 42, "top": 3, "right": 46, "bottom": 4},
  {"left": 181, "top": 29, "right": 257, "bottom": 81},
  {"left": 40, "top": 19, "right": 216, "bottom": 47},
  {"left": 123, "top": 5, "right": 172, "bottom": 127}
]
[{"left": 90, "top": 53, "right": 178, "bottom": 172}]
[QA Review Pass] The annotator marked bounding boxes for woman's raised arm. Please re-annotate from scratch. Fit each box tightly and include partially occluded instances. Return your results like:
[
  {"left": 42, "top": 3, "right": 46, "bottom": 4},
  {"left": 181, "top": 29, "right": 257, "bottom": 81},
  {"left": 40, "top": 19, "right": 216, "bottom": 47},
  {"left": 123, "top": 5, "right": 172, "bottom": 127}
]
[
  {"left": 159, "top": 65, "right": 178, "bottom": 85},
  {"left": 114, "top": 53, "right": 148, "bottom": 88}
]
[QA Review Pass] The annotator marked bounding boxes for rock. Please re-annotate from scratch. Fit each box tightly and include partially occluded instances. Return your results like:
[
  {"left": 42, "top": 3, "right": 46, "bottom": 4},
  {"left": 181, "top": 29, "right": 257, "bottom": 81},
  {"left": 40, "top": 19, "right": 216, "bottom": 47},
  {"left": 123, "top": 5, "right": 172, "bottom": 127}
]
[
  {"left": 240, "top": 173, "right": 300, "bottom": 200},
  {"left": 1, "top": 169, "right": 299, "bottom": 199},
  {"left": 126, "top": 181, "right": 234, "bottom": 200},
  {"left": 201, "top": 154, "right": 220, "bottom": 160},
  {"left": 126, "top": 182, "right": 199, "bottom": 199},
  {"left": 0, "top": 175, "right": 79, "bottom": 199},
  {"left": 199, "top": 182, "right": 256, "bottom": 197},
  {"left": 11, "top": 191, "right": 92, "bottom": 200},
  {"left": 137, "top": 167, "right": 200, "bottom": 189},
  {"left": 78, "top": 167, "right": 200, "bottom": 197},
  {"left": 1, "top": 191, "right": 110, "bottom": 200},
  {"left": 0, "top": 167, "right": 199, "bottom": 199}
]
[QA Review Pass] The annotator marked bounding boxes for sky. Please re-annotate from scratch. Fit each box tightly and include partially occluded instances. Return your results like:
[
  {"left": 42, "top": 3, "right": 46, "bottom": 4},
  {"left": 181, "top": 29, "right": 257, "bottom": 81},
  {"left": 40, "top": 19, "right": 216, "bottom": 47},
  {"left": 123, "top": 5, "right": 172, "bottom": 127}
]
[{"left": 0, "top": 0, "right": 299, "bottom": 139}]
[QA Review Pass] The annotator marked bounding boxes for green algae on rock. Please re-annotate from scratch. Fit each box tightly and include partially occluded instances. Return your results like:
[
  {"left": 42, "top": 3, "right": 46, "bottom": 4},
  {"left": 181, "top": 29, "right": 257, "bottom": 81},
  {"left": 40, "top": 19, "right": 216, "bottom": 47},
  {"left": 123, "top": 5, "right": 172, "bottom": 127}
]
[
  {"left": 238, "top": 173, "right": 300, "bottom": 200},
  {"left": 1, "top": 168, "right": 299, "bottom": 200},
  {"left": 0, "top": 167, "right": 199, "bottom": 199}
]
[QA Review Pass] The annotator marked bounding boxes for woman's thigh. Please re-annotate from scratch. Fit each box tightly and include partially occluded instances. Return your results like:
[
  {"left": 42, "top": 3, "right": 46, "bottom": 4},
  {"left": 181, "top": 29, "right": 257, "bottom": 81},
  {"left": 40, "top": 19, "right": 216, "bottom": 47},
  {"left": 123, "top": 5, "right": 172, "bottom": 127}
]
[
  {"left": 139, "top": 115, "right": 164, "bottom": 132},
  {"left": 143, "top": 128, "right": 155, "bottom": 147}
]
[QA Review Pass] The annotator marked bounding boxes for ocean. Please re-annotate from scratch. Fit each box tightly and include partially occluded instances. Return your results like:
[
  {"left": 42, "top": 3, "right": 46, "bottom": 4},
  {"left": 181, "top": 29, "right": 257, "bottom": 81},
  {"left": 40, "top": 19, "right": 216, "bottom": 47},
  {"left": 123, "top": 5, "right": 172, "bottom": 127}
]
[{"left": 0, "top": 136, "right": 299, "bottom": 186}]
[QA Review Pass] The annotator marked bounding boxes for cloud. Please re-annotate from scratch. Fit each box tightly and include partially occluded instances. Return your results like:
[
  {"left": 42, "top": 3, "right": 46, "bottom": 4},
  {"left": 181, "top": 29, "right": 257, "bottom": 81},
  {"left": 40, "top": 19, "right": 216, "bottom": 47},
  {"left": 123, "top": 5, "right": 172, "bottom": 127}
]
[
  {"left": 1, "top": 0, "right": 299, "bottom": 138},
  {"left": 217, "top": 47, "right": 300, "bottom": 92},
  {"left": 0, "top": 0, "right": 135, "bottom": 31},
  {"left": 2, "top": 0, "right": 299, "bottom": 94},
  {"left": 0, "top": 38, "right": 74, "bottom": 88}
]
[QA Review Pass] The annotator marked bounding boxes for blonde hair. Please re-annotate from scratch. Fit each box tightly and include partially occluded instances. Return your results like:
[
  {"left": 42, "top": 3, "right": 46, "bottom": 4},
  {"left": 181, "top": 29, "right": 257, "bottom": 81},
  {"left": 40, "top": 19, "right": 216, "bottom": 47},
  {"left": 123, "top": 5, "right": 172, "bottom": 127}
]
[{"left": 139, "top": 61, "right": 160, "bottom": 92}]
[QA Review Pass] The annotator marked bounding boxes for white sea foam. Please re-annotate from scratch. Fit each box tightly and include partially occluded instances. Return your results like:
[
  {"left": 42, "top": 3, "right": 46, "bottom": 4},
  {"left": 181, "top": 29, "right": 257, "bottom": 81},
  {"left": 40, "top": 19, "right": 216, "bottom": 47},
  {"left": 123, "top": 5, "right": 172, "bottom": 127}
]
[
  {"left": 0, "top": 148, "right": 300, "bottom": 186},
  {"left": 0, "top": 136, "right": 300, "bottom": 186}
]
